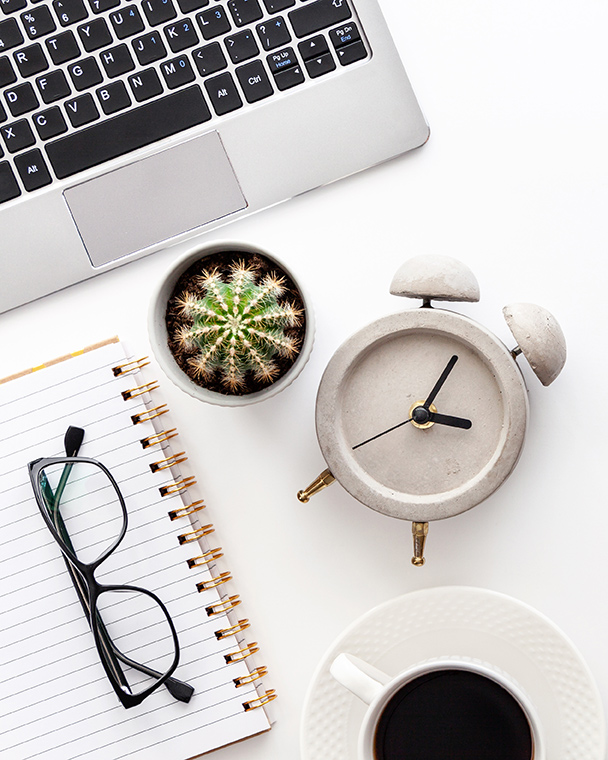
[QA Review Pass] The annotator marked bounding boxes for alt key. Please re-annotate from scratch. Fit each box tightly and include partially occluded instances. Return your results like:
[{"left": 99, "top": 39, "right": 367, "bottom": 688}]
[{"left": 14, "top": 148, "right": 52, "bottom": 191}]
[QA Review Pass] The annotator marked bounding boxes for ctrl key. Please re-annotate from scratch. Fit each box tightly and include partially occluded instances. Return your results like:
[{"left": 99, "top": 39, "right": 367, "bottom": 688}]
[{"left": 0, "top": 161, "right": 21, "bottom": 203}]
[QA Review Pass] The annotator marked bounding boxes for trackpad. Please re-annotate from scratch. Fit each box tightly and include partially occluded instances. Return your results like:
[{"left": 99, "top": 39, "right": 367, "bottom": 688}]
[{"left": 64, "top": 131, "right": 247, "bottom": 268}]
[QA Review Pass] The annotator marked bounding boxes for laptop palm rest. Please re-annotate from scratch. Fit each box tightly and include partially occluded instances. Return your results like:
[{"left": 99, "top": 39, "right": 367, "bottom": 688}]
[{"left": 63, "top": 131, "right": 247, "bottom": 268}]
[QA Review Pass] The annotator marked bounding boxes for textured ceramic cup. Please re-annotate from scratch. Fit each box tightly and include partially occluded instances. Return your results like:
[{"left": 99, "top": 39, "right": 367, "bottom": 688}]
[{"left": 330, "top": 652, "right": 545, "bottom": 760}]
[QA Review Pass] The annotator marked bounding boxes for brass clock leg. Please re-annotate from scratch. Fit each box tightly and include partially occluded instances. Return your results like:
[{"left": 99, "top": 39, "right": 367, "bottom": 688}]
[
  {"left": 297, "top": 469, "right": 335, "bottom": 502},
  {"left": 411, "top": 522, "right": 429, "bottom": 566}
]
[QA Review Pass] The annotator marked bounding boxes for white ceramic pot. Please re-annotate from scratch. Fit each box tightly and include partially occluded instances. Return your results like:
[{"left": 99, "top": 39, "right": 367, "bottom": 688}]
[
  {"left": 148, "top": 241, "right": 315, "bottom": 406},
  {"left": 330, "top": 652, "right": 545, "bottom": 760}
]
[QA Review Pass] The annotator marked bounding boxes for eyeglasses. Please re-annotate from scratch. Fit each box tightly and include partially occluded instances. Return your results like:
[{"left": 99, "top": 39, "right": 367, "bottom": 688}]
[{"left": 28, "top": 426, "right": 194, "bottom": 709}]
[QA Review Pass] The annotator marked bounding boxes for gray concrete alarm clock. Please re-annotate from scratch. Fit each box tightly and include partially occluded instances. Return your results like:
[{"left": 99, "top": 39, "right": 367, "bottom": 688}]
[{"left": 297, "top": 255, "right": 566, "bottom": 566}]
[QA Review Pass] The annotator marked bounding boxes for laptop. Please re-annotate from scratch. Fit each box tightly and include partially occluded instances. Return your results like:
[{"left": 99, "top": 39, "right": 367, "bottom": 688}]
[{"left": 0, "top": 0, "right": 429, "bottom": 313}]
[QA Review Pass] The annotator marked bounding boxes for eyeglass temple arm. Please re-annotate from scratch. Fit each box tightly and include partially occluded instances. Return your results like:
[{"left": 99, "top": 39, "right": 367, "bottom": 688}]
[{"left": 44, "top": 428, "right": 193, "bottom": 703}]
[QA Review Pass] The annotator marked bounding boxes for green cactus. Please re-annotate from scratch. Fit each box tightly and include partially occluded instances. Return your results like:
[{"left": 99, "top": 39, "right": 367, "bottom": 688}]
[{"left": 175, "top": 261, "right": 302, "bottom": 391}]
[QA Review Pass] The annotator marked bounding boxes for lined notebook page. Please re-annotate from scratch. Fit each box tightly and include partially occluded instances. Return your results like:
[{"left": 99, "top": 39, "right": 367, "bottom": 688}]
[{"left": 0, "top": 340, "right": 271, "bottom": 760}]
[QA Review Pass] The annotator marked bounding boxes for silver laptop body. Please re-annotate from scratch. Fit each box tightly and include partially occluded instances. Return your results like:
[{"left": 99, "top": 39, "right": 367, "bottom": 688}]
[{"left": 0, "top": 0, "right": 428, "bottom": 313}]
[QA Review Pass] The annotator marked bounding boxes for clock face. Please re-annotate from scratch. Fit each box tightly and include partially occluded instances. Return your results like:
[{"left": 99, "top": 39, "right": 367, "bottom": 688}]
[{"left": 316, "top": 309, "right": 529, "bottom": 522}]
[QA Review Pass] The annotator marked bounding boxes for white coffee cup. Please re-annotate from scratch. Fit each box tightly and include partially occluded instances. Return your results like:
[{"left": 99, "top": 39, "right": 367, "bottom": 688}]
[{"left": 330, "top": 652, "right": 545, "bottom": 760}]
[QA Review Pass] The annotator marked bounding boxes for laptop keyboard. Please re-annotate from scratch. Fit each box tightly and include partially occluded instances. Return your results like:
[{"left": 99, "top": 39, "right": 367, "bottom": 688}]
[{"left": 0, "top": 0, "right": 368, "bottom": 203}]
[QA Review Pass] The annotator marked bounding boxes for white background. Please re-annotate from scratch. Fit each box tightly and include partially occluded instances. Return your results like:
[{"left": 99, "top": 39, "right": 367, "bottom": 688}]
[{"left": 1, "top": 0, "right": 607, "bottom": 757}]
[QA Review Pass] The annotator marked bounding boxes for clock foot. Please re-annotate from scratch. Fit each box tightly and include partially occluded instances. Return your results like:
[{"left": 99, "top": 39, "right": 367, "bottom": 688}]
[
  {"left": 411, "top": 522, "right": 429, "bottom": 566},
  {"left": 297, "top": 469, "right": 335, "bottom": 503}
]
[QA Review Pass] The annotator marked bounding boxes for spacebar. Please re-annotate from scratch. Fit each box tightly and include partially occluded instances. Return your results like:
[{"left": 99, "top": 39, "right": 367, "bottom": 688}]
[{"left": 46, "top": 86, "right": 212, "bottom": 180}]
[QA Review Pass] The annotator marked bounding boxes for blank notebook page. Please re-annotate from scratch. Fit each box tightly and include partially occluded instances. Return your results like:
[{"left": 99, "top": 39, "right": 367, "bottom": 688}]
[{"left": 0, "top": 339, "right": 271, "bottom": 760}]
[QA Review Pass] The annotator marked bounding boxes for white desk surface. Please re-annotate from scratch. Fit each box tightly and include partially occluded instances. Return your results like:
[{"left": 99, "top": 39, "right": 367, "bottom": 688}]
[{"left": 2, "top": 0, "right": 607, "bottom": 757}]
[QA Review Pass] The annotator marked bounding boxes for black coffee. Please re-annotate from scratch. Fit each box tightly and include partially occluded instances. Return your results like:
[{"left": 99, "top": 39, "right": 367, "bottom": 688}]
[{"left": 373, "top": 669, "right": 533, "bottom": 760}]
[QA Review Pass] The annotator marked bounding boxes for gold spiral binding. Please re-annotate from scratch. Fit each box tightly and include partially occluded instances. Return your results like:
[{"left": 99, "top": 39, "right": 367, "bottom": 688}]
[
  {"left": 112, "top": 357, "right": 150, "bottom": 376},
  {"left": 169, "top": 500, "right": 206, "bottom": 521},
  {"left": 150, "top": 451, "right": 187, "bottom": 473},
  {"left": 215, "top": 619, "right": 250, "bottom": 640},
  {"left": 141, "top": 428, "right": 179, "bottom": 449},
  {"left": 225, "top": 642, "right": 259, "bottom": 664},
  {"left": 196, "top": 572, "right": 232, "bottom": 592},
  {"left": 178, "top": 523, "right": 214, "bottom": 544},
  {"left": 121, "top": 380, "right": 159, "bottom": 400},
  {"left": 234, "top": 666, "right": 268, "bottom": 687},
  {"left": 160, "top": 476, "right": 196, "bottom": 497},
  {"left": 187, "top": 547, "right": 223, "bottom": 567},
  {"left": 206, "top": 595, "right": 241, "bottom": 617},
  {"left": 243, "top": 690, "right": 277, "bottom": 711},
  {"left": 131, "top": 404, "right": 169, "bottom": 424}
]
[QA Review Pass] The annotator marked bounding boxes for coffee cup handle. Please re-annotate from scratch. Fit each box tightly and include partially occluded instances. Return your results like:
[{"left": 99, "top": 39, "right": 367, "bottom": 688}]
[{"left": 330, "top": 653, "right": 392, "bottom": 705}]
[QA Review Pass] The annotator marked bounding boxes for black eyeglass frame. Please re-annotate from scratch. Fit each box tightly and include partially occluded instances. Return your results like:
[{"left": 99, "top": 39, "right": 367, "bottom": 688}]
[{"left": 28, "top": 455, "right": 181, "bottom": 709}]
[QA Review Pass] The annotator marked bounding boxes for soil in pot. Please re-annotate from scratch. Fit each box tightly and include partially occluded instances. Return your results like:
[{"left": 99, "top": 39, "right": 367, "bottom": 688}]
[{"left": 165, "top": 250, "right": 307, "bottom": 396}]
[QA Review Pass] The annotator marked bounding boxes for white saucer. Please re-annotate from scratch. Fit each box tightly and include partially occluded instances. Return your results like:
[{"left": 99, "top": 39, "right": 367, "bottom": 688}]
[{"left": 300, "top": 586, "right": 605, "bottom": 760}]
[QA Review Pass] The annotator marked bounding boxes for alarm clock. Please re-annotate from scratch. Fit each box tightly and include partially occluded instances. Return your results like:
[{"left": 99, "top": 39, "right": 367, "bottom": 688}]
[{"left": 297, "top": 256, "right": 566, "bottom": 566}]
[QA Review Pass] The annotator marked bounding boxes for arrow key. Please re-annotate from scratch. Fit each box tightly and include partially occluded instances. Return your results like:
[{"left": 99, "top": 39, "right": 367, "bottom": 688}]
[
  {"left": 297, "top": 34, "right": 327, "bottom": 61},
  {"left": 304, "top": 50, "right": 335, "bottom": 78},
  {"left": 336, "top": 38, "right": 365, "bottom": 65}
]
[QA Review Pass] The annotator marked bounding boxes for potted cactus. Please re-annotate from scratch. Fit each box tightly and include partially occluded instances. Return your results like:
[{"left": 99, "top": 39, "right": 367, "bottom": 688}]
[{"left": 149, "top": 242, "right": 314, "bottom": 406}]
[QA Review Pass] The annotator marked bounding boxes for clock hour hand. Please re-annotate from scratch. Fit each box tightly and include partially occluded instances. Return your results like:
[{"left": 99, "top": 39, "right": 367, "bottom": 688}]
[
  {"left": 427, "top": 411, "right": 472, "bottom": 430},
  {"left": 423, "top": 355, "right": 458, "bottom": 409}
]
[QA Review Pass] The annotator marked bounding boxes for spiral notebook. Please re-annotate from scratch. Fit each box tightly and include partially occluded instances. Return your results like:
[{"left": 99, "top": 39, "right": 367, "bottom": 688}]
[{"left": 0, "top": 337, "right": 273, "bottom": 760}]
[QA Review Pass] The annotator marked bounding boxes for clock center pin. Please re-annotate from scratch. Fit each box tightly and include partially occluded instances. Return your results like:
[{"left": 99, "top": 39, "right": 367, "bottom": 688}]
[{"left": 410, "top": 402, "right": 436, "bottom": 429}]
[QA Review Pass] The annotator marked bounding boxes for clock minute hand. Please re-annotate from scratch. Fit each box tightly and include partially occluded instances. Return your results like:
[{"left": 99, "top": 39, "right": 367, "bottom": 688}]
[
  {"left": 427, "top": 411, "right": 472, "bottom": 430},
  {"left": 423, "top": 355, "right": 459, "bottom": 409}
]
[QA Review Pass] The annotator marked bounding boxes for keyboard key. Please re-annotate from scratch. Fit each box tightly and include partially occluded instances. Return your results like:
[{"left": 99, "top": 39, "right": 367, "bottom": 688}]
[
  {"left": 20, "top": 6, "right": 56, "bottom": 39},
  {"left": 227, "top": 0, "right": 261, "bottom": 27},
  {"left": 87, "top": 0, "right": 120, "bottom": 12},
  {"left": 128, "top": 66, "right": 162, "bottom": 100},
  {"left": 4, "top": 81, "right": 39, "bottom": 116},
  {"left": 53, "top": 0, "right": 89, "bottom": 26},
  {"left": 0, "top": 18, "right": 24, "bottom": 51},
  {"left": 36, "top": 68, "right": 71, "bottom": 102},
  {"left": 235, "top": 58, "right": 271, "bottom": 102},
  {"left": 32, "top": 104, "right": 68, "bottom": 138},
  {"left": 304, "top": 50, "right": 334, "bottom": 78},
  {"left": 15, "top": 147, "right": 52, "bottom": 190},
  {"left": 191, "top": 41, "right": 226, "bottom": 76},
  {"left": 46, "top": 30, "right": 80, "bottom": 64},
  {"left": 132, "top": 31, "right": 166, "bottom": 64},
  {"left": 0, "top": 160, "right": 20, "bottom": 203},
  {"left": 298, "top": 34, "right": 327, "bottom": 60},
  {"left": 13, "top": 42, "right": 49, "bottom": 77},
  {"left": 256, "top": 15, "right": 289, "bottom": 51},
  {"left": 1, "top": 117, "right": 35, "bottom": 151},
  {"left": 289, "top": 0, "right": 351, "bottom": 39},
  {"left": 262, "top": 0, "right": 294, "bottom": 12},
  {"left": 141, "top": 0, "right": 176, "bottom": 26},
  {"left": 68, "top": 56, "right": 102, "bottom": 90},
  {"left": 204, "top": 71, "right": 241, "bottom": 115},
  {"left": 0, "top": 0, "right": 26, "bottom": 15},
  {"left": 100, "top": 43, "right": 135, "bottom": 76},
  {"left": 270, "top": 61, "right": 303, "bottom": 90},
  {"left": 329, "top": 21, "right": 359, "bottom": 48},
  {"left": 0, "top": 54, "right": 16, "bottom": 86},
  {"left": 160, "top": 53, "right": 194, "bottom": 88},
  {"left": 164, "top": 18, "right": 198, "bottom": 52},
  {"left": 196, "top": 6, "right": 230, "bottom": 40},
  {"left": 176, "top": 0, "right": 207, "bottom": 12},
  {"left": 265, "top": 45, "right": 297, "bottom": 73},
  {"left": 0, "top": 100, "right": 5, "bottom": 121},
  {"left": 224, "top": 28, "right": 257, "bottom": 63},
  {"left": 46, "top": 85, "right": 212, "bottom": 178},
  {"left": 96, "top": 79, "right": 131, "bottom": 113},
  {"left": 336, "top": 39, "right": 365, "bottom": 65},
  {"left": 64, "top": 91, "right": 99, "bottom": 125},
  {"left": 77, "top": 17, "right": 112, "bottom": 51},
  {"left": 109, "top": 5, "right": 144, "bottom": 38}
]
